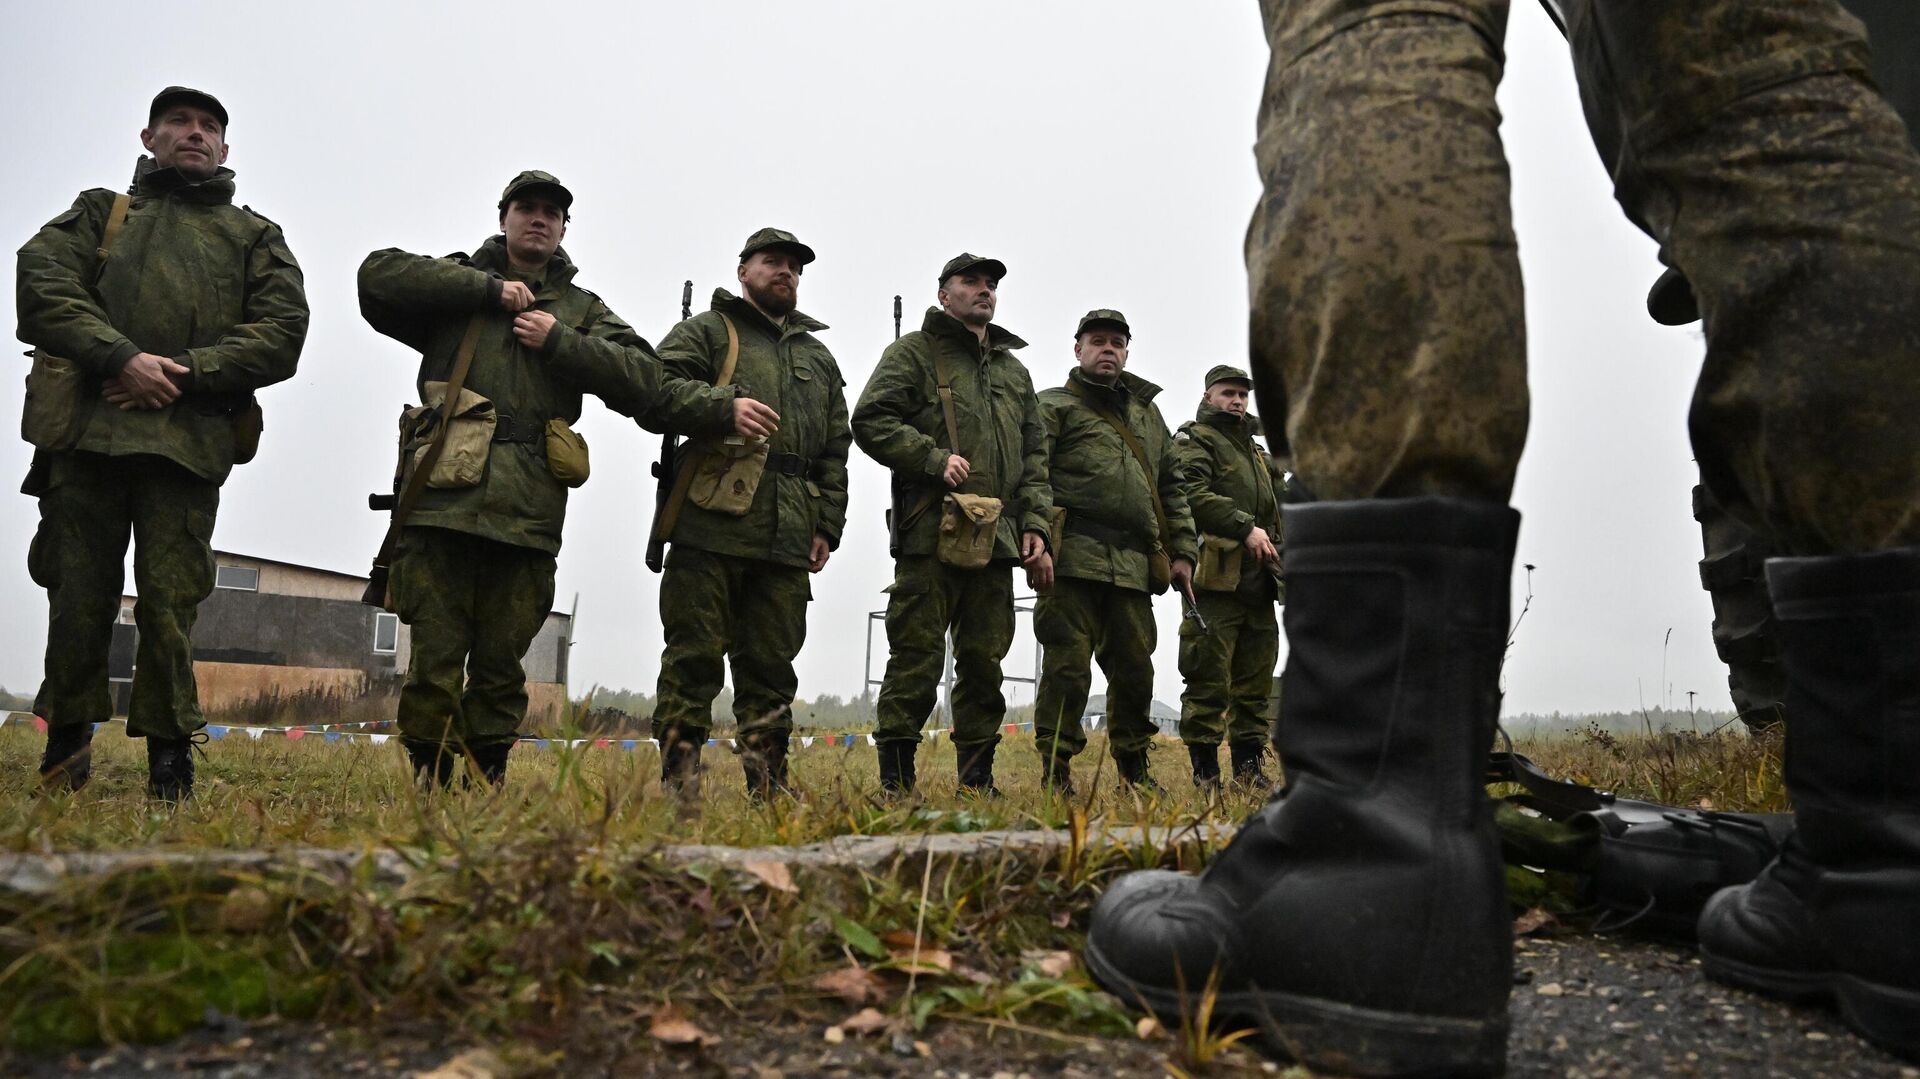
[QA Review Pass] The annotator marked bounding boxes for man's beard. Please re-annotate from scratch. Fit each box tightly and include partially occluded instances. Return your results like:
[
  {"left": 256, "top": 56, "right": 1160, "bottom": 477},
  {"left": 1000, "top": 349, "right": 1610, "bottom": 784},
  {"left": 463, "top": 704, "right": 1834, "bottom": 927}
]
[{"left": 746, "top": 281, "right": 796, "bottom": 317}]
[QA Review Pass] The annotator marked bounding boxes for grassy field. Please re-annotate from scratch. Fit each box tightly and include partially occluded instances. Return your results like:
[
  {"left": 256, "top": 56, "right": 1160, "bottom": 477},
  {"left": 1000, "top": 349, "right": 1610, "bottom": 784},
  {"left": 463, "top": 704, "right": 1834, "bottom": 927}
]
[{"left": 0, "top": 715, "right": 1786, "bottom": 1067}]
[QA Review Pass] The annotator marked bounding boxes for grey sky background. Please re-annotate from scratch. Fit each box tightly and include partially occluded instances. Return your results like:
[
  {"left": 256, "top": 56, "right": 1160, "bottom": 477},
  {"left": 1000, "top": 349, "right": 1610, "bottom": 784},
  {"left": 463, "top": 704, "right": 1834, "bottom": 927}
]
[{"left": 0, "top": 1, "right": 1727, "bottom": 719}]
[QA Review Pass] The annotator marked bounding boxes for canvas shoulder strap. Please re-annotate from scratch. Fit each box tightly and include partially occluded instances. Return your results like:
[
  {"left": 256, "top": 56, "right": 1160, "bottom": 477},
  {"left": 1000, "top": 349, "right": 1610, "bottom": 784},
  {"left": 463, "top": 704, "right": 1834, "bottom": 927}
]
[
  {"left": 367, "top": 313, "right": 487, "bottom": 594},
  {"left": 1067, "top": 379, "right": 1170, "bottom": 552},
  {"left": 97, "top": 193, "right": 131, "bottom": 263},
  {"left": 900, "top": 338, "right": 969, "bottom": 528},
  {"left": 650, "top": 313, "right": 741, "bottom": 548}
]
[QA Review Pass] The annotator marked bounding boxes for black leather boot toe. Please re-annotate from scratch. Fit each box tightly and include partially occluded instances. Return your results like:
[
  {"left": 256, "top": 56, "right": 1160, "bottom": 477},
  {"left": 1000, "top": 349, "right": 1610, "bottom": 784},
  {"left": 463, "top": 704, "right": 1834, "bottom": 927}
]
[
  {"left": 1188, "top": 743, "right": 1222, "bottom": 791},
  {"left": 39, "top": 723, "right": 94, "bottom": 792}
]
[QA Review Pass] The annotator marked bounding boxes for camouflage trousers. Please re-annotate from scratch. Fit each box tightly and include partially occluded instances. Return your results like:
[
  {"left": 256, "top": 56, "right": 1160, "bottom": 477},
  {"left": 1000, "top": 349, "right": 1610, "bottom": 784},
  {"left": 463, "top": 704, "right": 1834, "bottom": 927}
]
[
  {"left": 389, "top": 526, "right": 554, "bottom": 749},
  {"left": 1250, "top": 0, "right": 1920, "bottom": 555},
  {"left": 29, "top": 452, "right": 217, "bottom": 739},
  {"left": 872, "top": 556, "right": 1015, "bottom": 752},
  {"left": 1177, "top": 591, "right": 1280, "bottom": 749},
  {"left": 651, "top": 545, "right": 812, "bottom": 744},
  {"left": 1033, "top": 577, "right": 1158, "bottom": 762}
]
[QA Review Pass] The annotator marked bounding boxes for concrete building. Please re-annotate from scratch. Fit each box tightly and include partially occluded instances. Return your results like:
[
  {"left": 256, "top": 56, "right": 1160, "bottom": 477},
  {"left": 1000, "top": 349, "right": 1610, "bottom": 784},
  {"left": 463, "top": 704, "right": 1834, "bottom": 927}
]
[{"left": 108, "top": 551, "right": 572, "bottom": 723}]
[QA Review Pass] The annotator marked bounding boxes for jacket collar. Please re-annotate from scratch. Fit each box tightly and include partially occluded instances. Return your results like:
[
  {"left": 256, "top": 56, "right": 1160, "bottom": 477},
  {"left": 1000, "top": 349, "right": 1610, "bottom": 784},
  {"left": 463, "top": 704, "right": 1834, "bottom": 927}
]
[
  {"left": 1069, "top": 365, "right": 1161, "bottom": 405},
  {"left": 922, "top": 307, "right": 1026, "bottom": 351},
  {"left": 471, "top": 234, "right": 578, "bottom": 290},
  {"left": 1196, "top": 401, "right": 1264, "bottom": 436},
  {"left": 711, "top": 287, "right": 827, "bottom": 337},
  {"left": 134, "top": 157, "right": 236, "bottom": 205}
]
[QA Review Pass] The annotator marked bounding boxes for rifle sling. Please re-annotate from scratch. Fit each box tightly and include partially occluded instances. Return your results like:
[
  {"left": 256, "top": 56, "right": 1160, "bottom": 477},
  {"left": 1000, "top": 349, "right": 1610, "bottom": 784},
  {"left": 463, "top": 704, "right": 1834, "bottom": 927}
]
[
  {"left": 1065, "top": 379, "right": 1171, "bottom": 557},
  {"left": 368, "top": 313, "right": 486, "bottom": 589},
  {"left": 98, "top": 193, "right": 131, "bottom": 265},
  {"left": 901, "top": 345, "right": 966, "bottom": 530},
  {"left": 650, "top": 313, "right": 740, "bottom": 550}
]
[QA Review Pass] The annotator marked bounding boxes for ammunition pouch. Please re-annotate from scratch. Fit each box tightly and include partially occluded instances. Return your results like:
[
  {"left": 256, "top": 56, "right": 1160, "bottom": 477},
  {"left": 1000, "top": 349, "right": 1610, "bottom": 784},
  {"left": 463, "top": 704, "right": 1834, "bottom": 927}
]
[
  {"left": 402, "top": 381, "right": 494, "bottom": 489},
  {"left": 1194, "top": 534, "right": 1245, "bottom": 593},
  {"left": 937, "top": 492, "right": 1002, "bottom": 569},
  {"left": 686, "top": 435, "right": 768, "bottom": 516},
  {"left": 543, "top": 419, "right": 590, "bottom": 488},
  {"left": 20, "top": 350, "right": 89, "bottom": 451}
]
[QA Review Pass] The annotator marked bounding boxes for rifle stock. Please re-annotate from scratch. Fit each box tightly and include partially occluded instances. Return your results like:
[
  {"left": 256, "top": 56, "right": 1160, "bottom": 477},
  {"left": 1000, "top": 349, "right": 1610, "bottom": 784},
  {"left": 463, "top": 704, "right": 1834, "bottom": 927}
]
[{"left": 644, "top": 280, "right": 695, "bottom": 573}]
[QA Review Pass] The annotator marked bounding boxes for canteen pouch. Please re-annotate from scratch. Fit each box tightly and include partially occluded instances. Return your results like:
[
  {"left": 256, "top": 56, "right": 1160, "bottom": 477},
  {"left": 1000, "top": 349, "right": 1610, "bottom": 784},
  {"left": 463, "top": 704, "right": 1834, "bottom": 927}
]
[
  {"left": 545, "top": 418, "right": 590, "bottom": 487},
  {"left": 231, "top": 397, "right": 265, "bottom": 465},
  {"left": 1194, "top": 534, "right": 1244, "bottom": 593},
  {"left": 404, "top": 381, "right": 496, "bottom": 489},
  {"left": 21, "top": 350, "right": 88, "bottom": 451},
  {"left": 938, "top": 492, "right": 1002, "bottom": 569},
  {"left": 1148, "top": 546, "right": 1174, "bottom": 596},
  {"left": 687, "top": 435, "right": 769, "bottom": 515}
]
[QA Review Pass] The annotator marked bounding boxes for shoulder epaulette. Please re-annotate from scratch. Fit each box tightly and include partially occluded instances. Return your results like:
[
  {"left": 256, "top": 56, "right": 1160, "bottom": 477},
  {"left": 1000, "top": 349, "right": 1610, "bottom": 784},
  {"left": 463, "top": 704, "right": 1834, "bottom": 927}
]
[{"left": 239, "top": 204, "right": 281, "bottom": 228}]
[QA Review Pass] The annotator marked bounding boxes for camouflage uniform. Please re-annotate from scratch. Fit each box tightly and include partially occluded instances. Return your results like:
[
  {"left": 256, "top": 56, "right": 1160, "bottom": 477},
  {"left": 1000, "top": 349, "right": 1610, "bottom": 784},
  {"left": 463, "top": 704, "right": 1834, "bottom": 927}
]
[
  {"left": 1173, "top": 397, "right": 1285, "bottom": 756},
  {"left": 645, "top": 270, "right": 851, "bottom": 770},
  {"left": 359, "top": 208, "right": 682, "bottom": 756},
  {"left": 852, "top": 302, "right": 1053, "bottom": 766},
  {"left": 1032, "top": 367, "right": 1196, "bottom": 767},
  {"left": 17, "top": 154, "right": 308, "bottom": 742}
]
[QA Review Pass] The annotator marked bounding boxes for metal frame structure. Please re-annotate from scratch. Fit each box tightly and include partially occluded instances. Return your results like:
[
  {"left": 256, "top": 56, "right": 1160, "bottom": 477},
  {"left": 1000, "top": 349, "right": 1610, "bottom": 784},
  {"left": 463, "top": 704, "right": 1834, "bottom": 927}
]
[{"left": 863, "top": 594, "right": 1042, "bottom": 729}]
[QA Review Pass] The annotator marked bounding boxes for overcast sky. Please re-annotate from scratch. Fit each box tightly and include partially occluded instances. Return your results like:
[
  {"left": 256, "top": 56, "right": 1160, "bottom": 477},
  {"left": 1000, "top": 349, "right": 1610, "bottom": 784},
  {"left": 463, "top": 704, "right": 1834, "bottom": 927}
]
[{"left": 0, "top": 1, "right": 1730, "bottom": 719}]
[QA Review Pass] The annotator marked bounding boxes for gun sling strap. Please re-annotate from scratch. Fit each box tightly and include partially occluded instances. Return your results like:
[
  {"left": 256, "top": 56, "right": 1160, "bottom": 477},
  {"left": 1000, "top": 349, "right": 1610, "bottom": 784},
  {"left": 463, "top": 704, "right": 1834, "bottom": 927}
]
[
  {"left": 364, "top": 313, "right": 486, "bottom": 603},
  {"left": 1065, "top": 379, "right": 1172, "bottom": 562},
  {"left": 648, "top": 313, "right": 741, "bottom": 550},
  {"left": 901, "top": 345, "right": 967, "bottom": 530}
]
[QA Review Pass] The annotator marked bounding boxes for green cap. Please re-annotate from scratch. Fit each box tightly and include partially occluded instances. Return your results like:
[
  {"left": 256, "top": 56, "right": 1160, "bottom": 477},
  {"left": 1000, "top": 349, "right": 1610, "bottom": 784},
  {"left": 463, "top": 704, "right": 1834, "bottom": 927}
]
[
  {"left": 1204, "top": 364, "right": 1253, "bottom": 388},
  {"left": 1075, "top": 309, "right": 1131, "bottom": 338},
  {"left": 939, "top": 252, "right": 1007, "bottom": 284},
  {"left": 149, "top": 86, "right": 228, "bottom": 130},
  {"left": 739, "top": 227, "right": 816, "bottom": 266},
  {"left": 498, "top": 170, "right": 574, "bottom": 212}
]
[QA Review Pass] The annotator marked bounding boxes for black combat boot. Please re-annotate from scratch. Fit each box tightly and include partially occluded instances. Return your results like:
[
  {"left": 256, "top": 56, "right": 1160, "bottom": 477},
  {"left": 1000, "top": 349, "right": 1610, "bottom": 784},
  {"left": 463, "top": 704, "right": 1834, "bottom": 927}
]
[
  {"left": 1698, "top": 546, "right": 1920, "bottom": 1062},
  {"left": 1188, "top": 742, "right": 1222, "bottom": 791},
  {"left": 1113, "top": 747, "right": 1159, "bottom": 792},
  {"left": 741, "top": 733, "right": 793, "bottom": 802},
  {"left": 1085, "top": 498, "right": 1518, "bottom": 1077},
  {"left": 38, "top": 722, "right": 94, "bottom": 792},
  {"left": 147, "top": 733, "right": 204, "bottom": 803},
  {"left": 469, "top": 740, "right": 513, "bottom": 788},
  {"left": 659, "top": 725, "right": 704, "bottom": 795},
  {"left": 877, "top": 740, "right": 917, "bottom": 798},
  {"left": 403, "top": 738, "right": 458, "bottom": 791},
  {"left": 1229, "top": 741, "right": 1271, "bottom": 787},
  {"left": 956, "top": 741, "right": 1001, "bottom": 797},
  {"left": 1040, "top": 754, "right": 1075, "bottom": 799}
]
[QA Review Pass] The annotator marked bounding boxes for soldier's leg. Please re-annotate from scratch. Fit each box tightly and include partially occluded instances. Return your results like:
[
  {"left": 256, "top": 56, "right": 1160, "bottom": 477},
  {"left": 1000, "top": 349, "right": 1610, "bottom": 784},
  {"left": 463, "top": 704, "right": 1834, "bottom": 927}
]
[
  {"left": 1032, "top": 577, "right": 1099, "bottom": 766},
  {"left": 1227, "top": 599, "right": 1281, "bottom": 780},
  {"left": 948, "top": 563, "right": 1014, "bottom": 762},
  {"left": 730, "top": 560, "right": 810, "bottom": 794},
  {"left": 1693, "top": 482, "right": 1787, "bottom": 731},
  {"left": 461, "top": 538, "right": 556, "bottom": 757},
  {"left": 390, "top": 527, "right": 477, "bottom": 750},
  {"left": 1095, "top": 586, "right": 1160, "bottom": 785},
  {"left": 873, "top": 557, "right": 950, "bottom": 744},
  {"left": 1177, "top": 590, "right": 1238, "bottom": 747},
  {"left": 653, "top": 547, "right": 736, "bottom": 763},
  {"left": 36, "top": 454, "right": 132, "bottom": 735},
  {"left": 125, "top": 458, "right": 219, "bottom": 740}
]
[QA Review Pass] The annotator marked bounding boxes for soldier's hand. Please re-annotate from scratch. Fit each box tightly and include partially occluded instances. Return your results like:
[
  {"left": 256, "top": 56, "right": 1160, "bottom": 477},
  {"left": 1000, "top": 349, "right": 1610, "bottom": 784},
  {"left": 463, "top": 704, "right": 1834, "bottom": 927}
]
[
  {"left": 513, "top": 310, "right": 557, "bottom": 351},
  {"left": 1024, "top": 541, "right": 1054, "bottom": 594},
  {"left": 808, "top": 534, "right": 832, "bottom": 573},
  {"left": 732, "top": 398, "right": 780, "bottom": 439},
  {"left": 1246, "top": 526, "right": 1279, "bottom": 566},
  {"left": 942, "top": 454, "right": 971, "bottom": 488},
  {"left": 499, "top": 280, "right": 536, "bottom": 312},
  {"left": 115, "top": 352, "right": 189, "bottom": 410},
  {"left": 1170, "top": 557, "right": 1195, "bottom": 596}
]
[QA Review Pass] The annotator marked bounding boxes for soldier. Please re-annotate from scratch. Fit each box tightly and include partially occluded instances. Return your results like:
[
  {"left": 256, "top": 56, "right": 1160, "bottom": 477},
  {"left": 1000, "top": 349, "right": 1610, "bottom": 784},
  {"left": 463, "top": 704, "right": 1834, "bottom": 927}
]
[
  {"left": 19, "top": 87, "right": 308, "bottom": 800},
  {"left": 1030, "top": 310, "right": 1197, "bottom": 795},
  {"left": 1172, "top": 365, "right": 1284, "bottom": 790},
  {"left": 643, "top": 228, "right": 852, "bottom": 799},
  {"left": 852, "top": 254, "right": 1053, "bottom": 796},
  {"left": 358, "top": 172, "right": 685, "bottom": 789},
  {"left": 1088, "top": 2, "right": 1920, "bottom": 1074}
]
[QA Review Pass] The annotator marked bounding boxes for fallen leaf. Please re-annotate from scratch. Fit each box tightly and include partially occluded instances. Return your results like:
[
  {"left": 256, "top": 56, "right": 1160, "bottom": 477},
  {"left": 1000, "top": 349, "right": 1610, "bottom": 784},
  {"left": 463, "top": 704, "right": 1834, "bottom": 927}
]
[
  {"left": 839, "top": 1007, "right": 893, "bottom": 1036},
  {"left": 650, "top": 1006, "right": 719, "bottom": 1047},
  {"left": 822, "top": 1026, "right": 846, "bottom": 1045},
  {"left": 741, "top": 860, "right": 797, "bottom": 894},
  {"left": 1023, "top": 950, "right": 1073, "bottom": 979},
  {"left": 1535, "top": 982, "right": 1565, "bottom": 997},
  {"left": 881, "top": 931, "right": 952, "bottom": 972},
  {"left": 412, "top": 1048, "right": 506, "bottom": 1079},
  {"left": 1135, "top": 1016, "right": 1163, "bottom": 1040},
  {"left": 1512, "top": 907, "right": 1559, "bottom": 937},
  {"left": 812, "top": 965, "right": 886, "bottom": 1005},
  {"left": 1051, "top": 909, "right": 1072, "bottom": 929}
]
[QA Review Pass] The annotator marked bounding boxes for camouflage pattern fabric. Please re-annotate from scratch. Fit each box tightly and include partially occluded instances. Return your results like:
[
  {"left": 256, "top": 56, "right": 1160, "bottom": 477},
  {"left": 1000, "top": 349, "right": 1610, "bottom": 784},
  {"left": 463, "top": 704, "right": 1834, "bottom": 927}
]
[
  {"left": 389, "top": 525, "right": 555, "bottom": 749},
  {"left": 651, "top": 545, "right": 813, "bottom": 745},
  {"left": 871, "top": 556, "right": 1015, "bottom": 753},
  {"left": 1251, "top": 0, "right": 1920, "bottom": 555},
  {"left": 1173, "top": 402, "right": 1286, "bottom": 602},
  {"left": 1032, "top": 577, "right": 1160, "bottom": 763},
  {"left": 1694, "top": 482, "right": 1788, "bottom": 730},
  {"left": 31, "top": 452, "right": 217, "bottom": 739},
  {"left": 1177, "top": 590, "right": 1281, "bottom": 749}
]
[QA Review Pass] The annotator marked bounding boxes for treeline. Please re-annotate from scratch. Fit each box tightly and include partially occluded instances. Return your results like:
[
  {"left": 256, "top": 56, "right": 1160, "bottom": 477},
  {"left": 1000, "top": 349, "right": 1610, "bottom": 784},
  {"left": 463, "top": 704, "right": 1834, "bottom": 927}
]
[
  {"left": 1502, "top": 706, "right": 1743, "bottom": 739},
  {"left": 0, "top": 686, "right": 33, "bottom": 713}
]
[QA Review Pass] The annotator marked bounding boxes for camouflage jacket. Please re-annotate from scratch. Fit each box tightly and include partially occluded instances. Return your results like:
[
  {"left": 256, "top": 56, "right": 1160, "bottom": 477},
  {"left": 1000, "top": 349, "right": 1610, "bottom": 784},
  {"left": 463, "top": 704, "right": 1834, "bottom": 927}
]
[
  {"left": 1038, "top": 368, "right": 1198, "bottom": 594},
  {"left": 852, "top": 308, "right": 1051, "bottom": 561},
  {"left": 15, "top": 160, "right": 309, "bottom": 484},
  {"left": 359, "top": 235, "right": 693, "bottom": 555},
  {"left": 1175, "top": 402, "right": 1286, "bottom": 601},
  {"left": 646, "top": 288, "right": 852, "bottom": 570}
]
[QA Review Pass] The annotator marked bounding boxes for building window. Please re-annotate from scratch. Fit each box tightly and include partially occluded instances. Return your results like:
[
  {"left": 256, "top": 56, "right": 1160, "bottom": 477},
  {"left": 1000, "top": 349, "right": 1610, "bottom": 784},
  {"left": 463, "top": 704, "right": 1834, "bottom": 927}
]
[
  {"left": 373, "top": 612, "right": 399, "bottom": 655},
  {"left": 215, "top": 565, "right": 260, "bottom": 591}
]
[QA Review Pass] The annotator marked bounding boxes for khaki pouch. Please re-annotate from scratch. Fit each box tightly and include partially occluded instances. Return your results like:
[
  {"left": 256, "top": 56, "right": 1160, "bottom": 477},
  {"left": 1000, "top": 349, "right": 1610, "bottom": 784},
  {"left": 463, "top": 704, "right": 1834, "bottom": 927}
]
[
  {"left": 406, "top": 381, "right": 495, "bottom": 489},
  {"left": 231, "top": 398, "right": 265, "bottom": 465},
  {"left": 20, "top": 350, "right": 89, "bottom": 451},
  {"left": 687, "top": 435, "right": 769, "bottom": 516},
  {"left": 545, "top": 418, "right": 590, "bottom": 487},
  {"left": 1149, "top": 546, "right": 1173, "bottom": 595},
  {"left": 938, "top": 492, "right": 1003, "bottom": 569},
  {"left": 1194, "top": 534, "right": 1244, "bottom": 593}
]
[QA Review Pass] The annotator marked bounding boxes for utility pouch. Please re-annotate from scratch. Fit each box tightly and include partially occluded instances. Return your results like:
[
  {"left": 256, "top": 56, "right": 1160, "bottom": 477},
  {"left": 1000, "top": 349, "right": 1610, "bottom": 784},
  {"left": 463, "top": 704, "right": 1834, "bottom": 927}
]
[
  {"left": 20, "top": 350, "right": 89, "bottom": 450},
  {"left": 1148, "top": 546, "right": 1174, "bottom": 595},
  {"left": 938, "top": 492, "right": 1002, "bottom": 569},
  {"left": 1194, "top": 534, "right": 1244, "bottom": 593},
  {"left": 407, "top": 381, "right": 495, "bottom": 489},
  {"left": 687, "top": 435, "right": 769, "bottom": 515},
  {"left": 231, "top": 397, "right": 265, "bottom": 465},
  {"left": 544, "top": 418, "right": 590, "bottom": 487}
]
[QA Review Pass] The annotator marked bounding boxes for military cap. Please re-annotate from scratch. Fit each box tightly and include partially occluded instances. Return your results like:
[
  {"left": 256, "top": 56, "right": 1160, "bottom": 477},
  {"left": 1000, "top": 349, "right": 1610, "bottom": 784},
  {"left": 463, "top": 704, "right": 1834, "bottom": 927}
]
[
  {"left": 1204, "top": 364, "right": 1253, "bottom": 388},
  {"left": 498, "top": 170, "right": 574, "bottom": 212},
  {"left": 1075, "top": 309, "right": 1131, "bottom": 338},
  {"left": 149, "top": 86, "right": 228, "bottom": 130},
  {"left": 739, "top": 227, "right": 816, "bottom": 266},
  {"left": 939, "top": 252, "right": 1007, "bottom": 284}
]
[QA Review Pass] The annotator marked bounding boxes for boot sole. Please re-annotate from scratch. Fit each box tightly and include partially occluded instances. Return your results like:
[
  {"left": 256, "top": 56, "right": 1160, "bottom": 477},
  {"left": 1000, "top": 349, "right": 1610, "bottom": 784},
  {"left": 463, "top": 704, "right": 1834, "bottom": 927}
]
[
  {"left": 1702, "top": 949, "right": 1920, "bottom": 1061},
  {"left": 1085, "top": 937, "right": 1507, "bottom": 1077}
]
